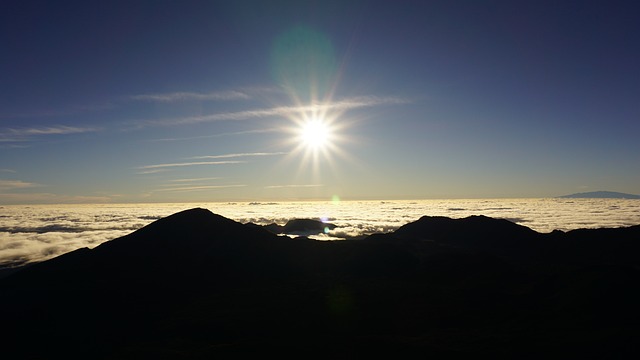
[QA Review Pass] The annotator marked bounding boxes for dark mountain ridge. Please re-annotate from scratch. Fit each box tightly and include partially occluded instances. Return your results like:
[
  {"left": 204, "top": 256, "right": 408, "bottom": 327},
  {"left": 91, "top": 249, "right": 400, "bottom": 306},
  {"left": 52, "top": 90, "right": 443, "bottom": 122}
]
[
  {"left": 2, "top": 208, "right": 640, "bottom": 358},
  {"left": 559, "top": 191, "right": 640, "bottom": 199}
]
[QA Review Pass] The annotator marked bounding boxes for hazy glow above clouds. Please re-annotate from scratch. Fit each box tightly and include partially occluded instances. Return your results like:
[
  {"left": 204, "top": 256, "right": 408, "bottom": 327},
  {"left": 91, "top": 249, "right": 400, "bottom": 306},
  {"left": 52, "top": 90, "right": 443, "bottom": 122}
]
[{"left": 0, "top": 193, "right": 114, "bottom": 204}]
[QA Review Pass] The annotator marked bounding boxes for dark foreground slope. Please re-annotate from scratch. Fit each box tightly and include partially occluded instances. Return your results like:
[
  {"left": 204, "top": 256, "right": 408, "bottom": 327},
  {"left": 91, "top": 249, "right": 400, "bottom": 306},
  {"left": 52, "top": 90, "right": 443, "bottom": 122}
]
[{"left": 2, "top": 209, "right": 640, "bottom": 358}]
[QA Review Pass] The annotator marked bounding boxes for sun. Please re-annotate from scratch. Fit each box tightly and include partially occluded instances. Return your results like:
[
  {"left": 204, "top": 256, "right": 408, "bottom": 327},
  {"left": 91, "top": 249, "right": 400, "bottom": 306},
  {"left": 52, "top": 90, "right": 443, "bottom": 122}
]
[
  {"left": 299, "top": 118, "right": 332, "bottom": 150},
  {"left": 280, "top": 102, "right": 352, "bottom": 176}
]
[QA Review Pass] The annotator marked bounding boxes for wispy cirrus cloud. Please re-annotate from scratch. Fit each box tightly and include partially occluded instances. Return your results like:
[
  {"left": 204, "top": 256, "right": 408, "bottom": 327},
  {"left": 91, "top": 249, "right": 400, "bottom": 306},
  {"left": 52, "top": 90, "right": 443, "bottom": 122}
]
[
  {"left": 137, "top": 160, "right": 245, "bottom": 170},
  {"left": 0, "top": 169, "right": 17, "bottom": 173},
  {"left": 0, "top": 103, "right": 114, "bottom": 120},
  {"left": 264, "top": 184, "right": 324, "bottom": 189},
  {"left": 136, "top": 95, "right": 408, "bottom": 127},
  {"left": 0, "top": 143, "right": 30, "bottom": 149},
  {"left": 136, "top": 168, "right": 170, "bottom": 175},
  {"left": 129, "top": 86, "right": 283, "bottom": 103},
  {"left": 130, "top": 90, "right": 250, "bottom": 102},
  {"left": 137, "top": 152, "right": 283, "bottom": 171},
  {"left": 147, "top": 128, "right": 279, "bottom": 142},
  {"left": 153, "top": 184, "right": 247, "bottom": 192},
  {"left": 152, "top": 177, "right": 245, "bottom": 193},
  {"left": 191, "top": 152, "right": 287, "bottom": 160},
  {"left": 0, "top": 179, "right": 42, "bottom": 190},
  {"left": 0, "top": 125, "right": 100, "bottom": 142},
  {"left": 167, "top": 177, "right": 221, "bottom": 182}
]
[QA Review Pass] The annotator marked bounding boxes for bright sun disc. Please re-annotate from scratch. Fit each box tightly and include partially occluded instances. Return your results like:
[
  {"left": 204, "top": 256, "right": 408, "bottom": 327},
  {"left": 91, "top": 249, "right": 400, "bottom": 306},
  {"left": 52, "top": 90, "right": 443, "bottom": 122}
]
[{"left": 300, "top": 119, "right": 331, "bottom": 149}]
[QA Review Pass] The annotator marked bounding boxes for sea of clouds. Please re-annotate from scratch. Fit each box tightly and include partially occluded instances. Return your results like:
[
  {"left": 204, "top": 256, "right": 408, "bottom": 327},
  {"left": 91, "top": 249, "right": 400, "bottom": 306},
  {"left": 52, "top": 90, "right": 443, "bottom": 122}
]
[{"left": 1, "top": 199, "right": 639, "bottom": 267}]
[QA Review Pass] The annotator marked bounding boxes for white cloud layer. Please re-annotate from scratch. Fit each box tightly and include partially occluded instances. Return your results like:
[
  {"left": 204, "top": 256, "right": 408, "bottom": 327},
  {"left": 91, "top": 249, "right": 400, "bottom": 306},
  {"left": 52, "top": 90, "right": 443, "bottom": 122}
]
[{"left": 1, "top": 199, "right": 640, "bottom": 267}]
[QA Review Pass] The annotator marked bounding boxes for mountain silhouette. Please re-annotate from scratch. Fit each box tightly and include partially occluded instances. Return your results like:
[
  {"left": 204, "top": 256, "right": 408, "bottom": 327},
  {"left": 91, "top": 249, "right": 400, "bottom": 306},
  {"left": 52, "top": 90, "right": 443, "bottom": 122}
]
[
  {"left": 394, "top": 215, "right": 539, "bottom": 256},
  {"left": 559, "top": 191, "right": 640, "bottom": 199},
  {"left": 2, "top": 208, "right": 640, "bottom": 358}
]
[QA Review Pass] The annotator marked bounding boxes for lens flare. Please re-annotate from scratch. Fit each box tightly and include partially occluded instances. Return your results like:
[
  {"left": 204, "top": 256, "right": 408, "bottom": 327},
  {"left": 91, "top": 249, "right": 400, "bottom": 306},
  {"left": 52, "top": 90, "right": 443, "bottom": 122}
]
[{"left": 270, "top": 25, "right": 357, "bottom": 192}]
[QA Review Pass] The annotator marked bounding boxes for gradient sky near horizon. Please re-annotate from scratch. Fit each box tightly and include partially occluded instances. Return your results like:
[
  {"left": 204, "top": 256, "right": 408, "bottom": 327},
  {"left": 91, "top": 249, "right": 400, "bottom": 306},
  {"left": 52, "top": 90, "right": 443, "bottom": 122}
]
[{"left": 1, "top": 0, "right": 639, "bottom": 204}]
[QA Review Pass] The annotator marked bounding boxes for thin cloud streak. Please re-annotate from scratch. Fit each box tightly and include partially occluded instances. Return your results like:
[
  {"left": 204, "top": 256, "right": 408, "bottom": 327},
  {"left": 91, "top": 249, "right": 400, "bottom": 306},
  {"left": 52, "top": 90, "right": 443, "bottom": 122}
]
[
  {"left": 0, "top": 144, "right": 30, "bottom": 149},
  {"left": 265, "top": 184, "right": 324, "bottom": 189},
  {"left": 191, "top": 152, "right": 287, "bottom": 160},
  {"left": 0, "top": 125, "right": 100, "bottom": 142},
  {"left": 136, "top": 169, "right": 169, "bottom": 175},
  {"left": 0, "top": 180, "right": 42, "bottom": 190},
  {"left": 168, "top": 177, "right": 221, "bottom": 182},
  {"left": 147, "top": 128, "right": 279, "bottom": 142},
  {"left": 138, "top": 160, "right": 246, "bottom": 170},
  {"left": 137, "top": 95, "right": 409, "bottom": 127},
  {"left": 0, "top": 103, "right": 114, "bottom": 119},
  {"left": 131, "top": 90, "right": 250, "bottom": 102},
  {"left": 154, "top": 184, "right": 247, "bottom": 192}
]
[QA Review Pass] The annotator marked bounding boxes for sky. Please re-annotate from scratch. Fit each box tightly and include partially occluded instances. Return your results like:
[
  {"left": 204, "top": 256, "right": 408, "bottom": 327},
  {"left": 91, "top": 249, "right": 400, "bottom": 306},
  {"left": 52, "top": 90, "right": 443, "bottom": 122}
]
[{"left": 1, "top": 0, "right": 639, "bottom": 204}]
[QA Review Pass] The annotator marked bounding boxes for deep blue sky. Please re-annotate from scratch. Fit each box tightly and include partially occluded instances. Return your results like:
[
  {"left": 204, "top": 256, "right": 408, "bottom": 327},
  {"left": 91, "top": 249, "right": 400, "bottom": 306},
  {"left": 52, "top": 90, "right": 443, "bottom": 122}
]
[{"left": 1, "top": 0, "right": 639, "bottom": 203}]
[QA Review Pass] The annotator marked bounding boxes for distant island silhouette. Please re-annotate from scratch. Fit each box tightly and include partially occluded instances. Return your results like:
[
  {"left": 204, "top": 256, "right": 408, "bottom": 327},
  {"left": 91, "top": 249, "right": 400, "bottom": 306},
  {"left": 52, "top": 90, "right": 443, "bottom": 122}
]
[
  {"left": 2, "top": 208, "right": 639, "bottom": 358},
  {"left": 247, "top": 218, "right": 337, "bottom": 236},
  {"left": 559, "top": 190, "right": 640, "bottom": 199}
]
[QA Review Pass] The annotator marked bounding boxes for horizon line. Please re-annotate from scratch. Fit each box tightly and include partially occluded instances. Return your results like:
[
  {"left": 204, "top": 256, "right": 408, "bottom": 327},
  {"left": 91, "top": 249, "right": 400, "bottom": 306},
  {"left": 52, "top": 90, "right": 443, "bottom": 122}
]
[{"left": 3, "top": 195, "right": 634, "bottom": 206}]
